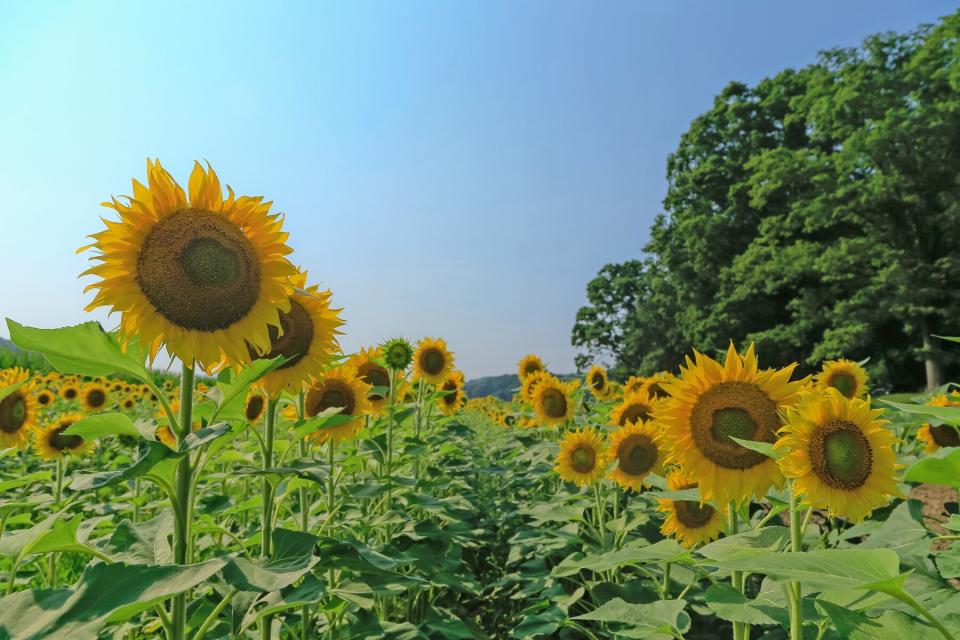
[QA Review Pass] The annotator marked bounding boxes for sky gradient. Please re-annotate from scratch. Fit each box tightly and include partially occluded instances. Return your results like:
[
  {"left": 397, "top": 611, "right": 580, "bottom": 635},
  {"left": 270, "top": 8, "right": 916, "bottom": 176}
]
[{"left": 0, "top": 1, "right": 954, "bottom": 378}]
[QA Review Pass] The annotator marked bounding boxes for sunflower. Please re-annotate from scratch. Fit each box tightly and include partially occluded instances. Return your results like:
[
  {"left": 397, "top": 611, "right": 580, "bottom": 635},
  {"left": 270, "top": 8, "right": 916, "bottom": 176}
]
[
  {"left": 814, "top": 359, "right": 868, "bottom": 400},
  {"left": 35, "top": 389, "right": 54, "bottom": 408},
  {"left": 252, "top": 270, "right": 344, "bottom": 397},
  {"left": 121, "top": 396, "right": 136, "bottom": 411},
  {"left": 244, "top": 391, "right": 266, "bottom": 424},
  {"left": 776, "top": 388, "right": 900, "bottom": 522},
  {"left": 624, "top": 376, "right": 647, "bottom": 395},
  {"left": 521, "top": 370, "right": 550, "bottom": 403},
  {"left": 381, "top": 337, "right": 414, "bottom": 371},
  {"left": 59, "top": 383, "right": 79, "bottom": 402},
  {"left": 81, "top": 159, "right": 297, "bottom": 370},
  {"left": 437, "top": 370, "right": 466, "bottom": 416},
  {"left": 412, "top": 337, "right": 454, "bottom": 385},
  {"left": 393, "top": 371, "right": 415, "bottom": 404},
  {"left": 81, "top": 383, "right": 110, "bottom": 413},
  {"left": 34, "top": 413, "right": 95, "bottom": 459},
  {"left": 917, "top": 394, "right": 960, "bottom": 452},
  {"left": 610, "top": 391, "right": 656, "bottom": 427},
  {"left": 608, "top": 421, "right": 664, "bottom": 491},
  {"left": 498, "top": 413, "right": 519, "bottom": 429},
  {"left": 0, "top": 368, "right": 40, "bottom": 449},
  {"left": 303, "top": 366, "right": 372, "bottom": 445},
  {"left": 586, "top": 365, "right": 612, "bottom": 400},
  {"left": 347, "top": 347, "right": 391, "bottom": 416},
  {"left": 659, "top": 343, "right": 805, "bottom": 506},
  {"left": 555, "top": 429, "right": 610, "bottom": 486},
  {"left": 532, "top": 376, "right": 576, "bottom": 426},
  {"left": 640, "top": 372, "right": 675, "bottom": 402},
  {"left": 657, "top": 470, "right": 726, "bottom": 547},
  {"left": 517, "top": 354, "right": 546, "bottom": 380}
]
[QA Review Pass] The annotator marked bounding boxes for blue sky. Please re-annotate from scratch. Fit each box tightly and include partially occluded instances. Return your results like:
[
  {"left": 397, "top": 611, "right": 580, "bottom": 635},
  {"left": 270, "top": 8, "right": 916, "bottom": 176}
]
[{"left": 0, "top": 1, "right": 954, "bottom": 378}]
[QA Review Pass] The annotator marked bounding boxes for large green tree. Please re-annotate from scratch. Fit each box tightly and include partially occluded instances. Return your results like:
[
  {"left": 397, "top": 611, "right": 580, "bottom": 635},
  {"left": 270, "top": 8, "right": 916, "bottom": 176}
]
[{"left": 573, "top": 11, "right": 960, "bottom": 390}]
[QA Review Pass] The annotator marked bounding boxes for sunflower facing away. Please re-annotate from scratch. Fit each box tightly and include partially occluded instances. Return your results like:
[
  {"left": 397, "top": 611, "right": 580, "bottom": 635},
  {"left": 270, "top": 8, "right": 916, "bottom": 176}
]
[
  {"left": 81, "top": 159, "right": 298, "bottom": 370},
  {"left": 517, "top": 354, "right": 545, "bottom": 380},
  {"left": 34, "top": 413, "right": 95, "bottom": 460},
  {"left": 304, "top": 366, "right": 372, "bottom": 445},
  {"left": 814, "top": 359, "right": 868, "bottom": 400},
  {"left": 917, "top": 393, "right": 960, "bottom": 452},
  {"left": 608, "top": 420, "right": 664, "bottom": 491},
  {"left": 610, "top": 391, "right": 656, "bottom": 427},
  {"left": 532, "top": 376, "right": 576, "bottom": 426},
  {"left": 412, "top": 337, "right": 455, "bottom": 385},
  {"left": 659, "top": 343, "right": 805, "bottom": 506},
  {"left": 555, "top": 428, "right": 610, "bottom": 487},
  {"left": 347, "top": 347, "right": 392, "bottom": 416},
  {"left": 437, "top": 370, "right": 466, "bottom": 416},
  {"left": 521, "top": 370, "right": 550, "bottom": 404},
  {"left": 0, "top": 368, "right": 40, "bottom": 449},
  {"left": 81, "top": 383, "right": 110, "bottom": 413},
  {"left": 586, "top": 365, "right": 612, "bottom": 400},
  {"left": 381, "top": 337, "right": 414, "bottom": 372},
  {"left": 657, "top": 470, "right": 726, "bottom": 548},
  {"left": 253, "top": 270, "right": 344, "bottom": 397}
]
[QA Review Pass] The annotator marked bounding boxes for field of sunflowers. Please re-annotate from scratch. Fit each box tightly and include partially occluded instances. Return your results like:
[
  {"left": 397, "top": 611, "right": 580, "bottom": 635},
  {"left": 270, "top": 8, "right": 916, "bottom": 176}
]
[{"left": 2, "top": 160, "right": 960, "bottom": 640}]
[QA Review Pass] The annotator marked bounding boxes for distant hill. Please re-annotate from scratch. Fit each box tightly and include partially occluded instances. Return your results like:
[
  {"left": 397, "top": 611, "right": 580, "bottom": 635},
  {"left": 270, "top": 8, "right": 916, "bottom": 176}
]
[{"left": 465, "top": 372, "right": 577, "bottom": 401}]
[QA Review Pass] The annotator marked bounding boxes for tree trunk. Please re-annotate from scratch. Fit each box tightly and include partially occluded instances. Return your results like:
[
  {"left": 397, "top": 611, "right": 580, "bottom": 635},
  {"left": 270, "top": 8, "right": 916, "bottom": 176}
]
[{"left": 921, "top": 317, "right": 943, "bottom": 391}]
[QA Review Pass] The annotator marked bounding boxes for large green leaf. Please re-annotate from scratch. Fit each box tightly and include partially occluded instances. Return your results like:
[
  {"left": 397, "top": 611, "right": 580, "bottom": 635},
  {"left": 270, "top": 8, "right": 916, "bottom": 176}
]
[
  {"left": 573, "top": 598, "right": 690, "bottom": 639},
  {"left": 817, "top": 600, "right": 941, "bottom": 639},
  {"left": 210, "top": 356, "right": 285, "bottom": 422},
  {"left": 63, "top": 413, "right": 140, "bottom": 440},
  {"left": 553, "top": 539, "right": 690, "bottom": 577},
  {"left": 0, "top": 381, "right": 26, "bottom": 403},
  {"left": 704, "top": 583, "right": 783, "bottom": 626},
  {"left": 0, "top": 471, "right": 51, "bottom": 493},
  {"left": 882, "top": 400, "right": 960, "bottom": 426},
  {"left": 70, "top": 440, "right": 177, "bottom": 491},
  {"left": 0, "top": 509, "right": 67, "bottom": 564},
  {"left": 223, "top": 528, "right": 317, "bottom": 592},
  {"left": 903, "top": 449, "right": 960, "bottom": 489},
  {"left": 698, "top": 526, "right": 790, "bottom": 561},
  {"left": 96, "top": 511, "right": 173, "bottom": 565},
  {"left": 242, "top": 574, "right": 327, "bottom": 628},
  {"left": 6, "top": 320, "right": 149, "bottom": 382}
]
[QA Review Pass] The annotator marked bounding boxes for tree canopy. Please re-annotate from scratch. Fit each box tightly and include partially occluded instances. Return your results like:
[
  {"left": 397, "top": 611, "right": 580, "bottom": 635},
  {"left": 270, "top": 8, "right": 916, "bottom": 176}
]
[{"left": 573, "top": 10, "right": 960, "bottom": 391}]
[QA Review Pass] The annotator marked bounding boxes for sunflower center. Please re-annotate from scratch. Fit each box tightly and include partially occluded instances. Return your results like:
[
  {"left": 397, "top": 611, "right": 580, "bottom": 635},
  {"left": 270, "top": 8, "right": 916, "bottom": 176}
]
[
  {"left": 0, "top": 393, "right": 26, "bottom": 433},
  {"left": 648, "top": 383, "right": 668, "bottom": 399},
  {"left": 306, "top": 381, "right": 357, "bottom": 417},
  {"left": 619, "top": 403, "right": 651, "bottom": 426},
  {"left": 254, "top": 300, "right": 314, "bottom": 369},
  {"left": 50, "top": 425, "right": 82, "bottom": 451},
  {"left": 591, "top": 374, "right": 605, "bottom": 390},
  {"left": 829, "top": 373, "right": 857, "bottom": 399},
  {"left": 442, "top": 381, "right": 459, "bottom": 406},
  {"left": 245, "top": 396, "right": 264, "bottom": 421},
  {"left": 505, "top": 415, "right": 516, "bottom": 426},
  {"left": 137, "top": 209, "right": 261, "bottom": 331},
  {"left": 571, "top": 446, "right": 596, "bottom": 473},
  {"left": 618, "top": 434, "right": 657, "bottom": 476},
  {"left": 524, "top": 363, "right": 541, "bottom": 376},
  {"left": 361, "top": 365, "right": 390, "bottom": 401},
  {"left": 691, "top": 382, "right": 779, "bottom": 470},
  {"left": 64, "top": 388, "right": 77, "bottom": 399},
  {"left": 809, "top": 419, "right": 872, "bottom": 490},
  {"left": 423, "top": 349, "right": 445, "bottom": 376},
  {"left": 386, "top": 344, "right": 411, "bottom": 369},
  {"left": 675, "top": 501, "right": 715, "bottom": 528},
  {"left": 931, "top": 424, "right": 960, "bottom": 448},
  {"left": 86, "top": 389, "right": 106, "bottom": 408},
  {"left": 38, "top": 393, "right": 51, "bottom": 406},
  {"left": 541, "top": 388, "right": 567, "bottom": 419}
]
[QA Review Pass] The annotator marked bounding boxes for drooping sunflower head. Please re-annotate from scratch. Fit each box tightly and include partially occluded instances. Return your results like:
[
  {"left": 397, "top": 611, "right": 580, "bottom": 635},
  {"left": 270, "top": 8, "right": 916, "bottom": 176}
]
[
  {"left": 623, "top": 376, "right": 647, "bottom": 395},
  {"left": 347, "top": 347, "right": 392, "bottom": 416},
  {"left": 304, "top": 366, "right": 372, "bottom": 445},
  {"left": 610, "top": 391, "right": 656, "bottom": 428},
  {"left": 532, "top": 376, "right": 576, "bottom": 426},
  {"left": 586, "top": 365, "right": 611, "bottom": 399},
  {"left": 0, "top": 368, "right": 40, "bottom": 449},
  {"left": 81, "top": 159, "right": 298, "bottom": 371},
  {"left": 35, "top": 389, "right": 54, "bottom": 408},
  {"left": 608, "top": 420, "right": 664, "bottom": 491},
  {"left": 521, "top": 370, "right": 550, "bottom": 404},
  {"left": 253, "top": 270, "right": 344, "bottom": 397},
  {"left": 517, "top": 354, "right": 546, "bottom": 380},
  {"left": 244, "top": 390, "right": 266, "bottom": 424},
  {"left": 656, "top": 470, "right": 726, "bottom": 548},
  {"left": 381, "top": 337, "right": 414, "bottom": 372},
  {"left": 34, "top": 413, "right": 95, "bottom": 459},
  {"left": 81, "top": 383, "right": 110, "bottom": 413},
  {"left": 776, "top": 388, "right": 901, "bottom": 522},
  {"left": 814, "top": 359, "right": 868, "bottom": 400},
  {"left": 555, "top": 428, "right": 610, "bottom": 487},
  {"left": 640, "top": 371, "right": 675, "bottom": 402},
  {"left": 659, "top": 342, "right": 806, "bottom": 505},
  {"left": 437, "top": 370, "right": 466, "bottom": 416},
  {"left": 411, "top": 337, "right": 455, "bottom": 385}
]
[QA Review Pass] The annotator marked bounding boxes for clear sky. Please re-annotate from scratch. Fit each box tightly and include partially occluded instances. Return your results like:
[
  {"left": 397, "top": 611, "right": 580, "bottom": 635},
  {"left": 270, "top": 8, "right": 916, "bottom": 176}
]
[{"left": 0, "top": 1, "right": 954, "bottom": 378}]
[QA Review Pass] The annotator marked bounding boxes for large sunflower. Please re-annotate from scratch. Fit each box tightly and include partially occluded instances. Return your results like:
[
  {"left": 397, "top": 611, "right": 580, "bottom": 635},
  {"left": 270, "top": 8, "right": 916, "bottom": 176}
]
[
  {"left": 814, "top": 359, "right": 868, "bottom": 400},
  {"left": 437, "top": 370, "right": 466, "bottom": 416},
  {"left": 659, "top": 343, "right": 805, "bottom": 506},
  {"left": 81, "top": 159, "right": 297, "bottom": 370},
  {"left": 81, "top": 383, "right": 110, "bottom": 413},
  {"left": 304, "top": 366, "right": 372, "bottom": 445},
  {"left": 347, "top": 347, "right": 391, "bottom": 416},
  {"left": 34, "top": 413, "right": 95, "bottom": 460},
  {"left": 608, "top": 421, "right": 664, "bottom": 491},
  {"left": 532, "top": 376, "right": 576, "bottom": 426},
  {"left": 610, "top": 391, "right": 656, "bottom": 427},
  {"left": 412, "top": 337, "right": 454, "bottom": 385},
  {"left": 517, "top": 354, "right": 546, "bottom": 380},
  {"left": 521, "top": 370, "right": 550, "bottom": 404},
  {"left": 253, "top": 270, "right": 343, "bottom": 397},
  {"left": 0, "top": 368, "right": 40, "bottom": 449},
  {"left": 586, "top": 365, "right": 612, "bottom": 400},
  {"left": 776, "top": 388, "right": 900, "bottom": 522},
  {"left": 917, "top": 393, "right": 960, "bottom": 452},
  {"left": 555, "top": 429, "right": 610, "bottom": 487},
  {"left": 657, "top": 470, "right": 726, "bottom": 548}
]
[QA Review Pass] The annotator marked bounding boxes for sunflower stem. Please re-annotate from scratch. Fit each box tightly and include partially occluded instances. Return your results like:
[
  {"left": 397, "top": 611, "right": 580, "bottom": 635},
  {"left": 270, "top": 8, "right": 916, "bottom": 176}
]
[
  {"left": 47, "top": 456, "right": 65, "bottom": 589},
  {"left": 728, "top": 501, "right": 746, "bottom": 640},
  {"left": 594, "top": 483, "right": 607, "bottom": 551},
  {"left": 891, "top": 588, "right": 958, "bottom": 640},
  {"left": 788, "top": 485, "right": 803, "bottom": 640},
  {"left": 296, "top": 390, "right": 311, "bottom": 640},
  {"left": 172, "top": 361, "right": 195, "bottom": 640},
  {"left": 260, "top": 397, "right": 279, "bottom": 640},
  {"left": 327, "top": 438, "right": 339, "bottom": 639}
]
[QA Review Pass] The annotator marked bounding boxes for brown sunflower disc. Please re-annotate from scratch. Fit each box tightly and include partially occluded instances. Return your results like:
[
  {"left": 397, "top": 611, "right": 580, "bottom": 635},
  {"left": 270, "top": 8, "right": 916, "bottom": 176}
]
[
  {"left": 690, "top": 381, "right": 779, "bottom": 470},
  {"left": 253, "top": 300, "right": 314, "bottom": 369}
]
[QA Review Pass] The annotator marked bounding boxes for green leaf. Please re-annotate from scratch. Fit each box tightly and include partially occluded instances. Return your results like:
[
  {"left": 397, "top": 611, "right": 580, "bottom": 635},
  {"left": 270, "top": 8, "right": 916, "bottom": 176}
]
[
  {"left": 698, "top": 526, "right": 790, "bottom": 561},
  {"left": 211, "top": 356, "right": 285, "bottom": 421},
  {"left": 0, "top": 380, "right": 26, "bottom": 403},
  {"left": 70, "top": 440, "right": 177, "bottom": 491},
  {"left": 63, "top": 413, "right": 140, "bottom": 440},
  {"left": 704, "top": 583, "right": 783, "bottom": 626},
  {"left": 0, "top": 471, "right": 51, "bottom": 492},
  {"left": 903, "top": 449, "right": 960, "bottom": 489},
  {"left": 6, "top": 320, "right": 149, "bottom": 382},
  {"left": 817, "top": 600, "right": 941, "bottom": 639},
  {"left": 573, "top": 598, "right": 690, "bottom": 638},
  {"left": 553, "top": 539, "right": 690, "bottom": 577},
  {"left": 881, "top": 400, "right": 960, "bottom": 426},
  {"left": 933, "top": 335, "right": 960, "bottom": 345},
  {"left": 242, "top": 574, "right": 327, "bottom": 628},
  {"left": 96, "top": 511, "right": 173, "bottom": 565},
  {"left": 291, "top": 409, "right": 353, "bottom": 441},
  {"left": 729, "top": 437, "right": 781, "bottom": 460},
  {"left": 178, "top": 422, "right": 231, "bottom": 453},
  {"left": 223, "top": 528, "right": 317, "bottom": 592}
]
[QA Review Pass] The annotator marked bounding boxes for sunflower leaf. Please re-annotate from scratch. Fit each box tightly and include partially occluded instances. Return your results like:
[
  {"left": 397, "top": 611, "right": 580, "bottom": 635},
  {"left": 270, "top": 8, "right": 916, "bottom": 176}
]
[
  {"left": 0, "top": 381, "right": 26, "bottom": 403},
  {"left": 70, "top": 440, "right": 177, "bottom": 491},
  {"left": 573, "top": 598, "right": 690, "bottom": 638},
  {"left": 903, "top": 448, "right": 960, "bottom": 489},
  {"left": 729, "top": 437, "right": 781, "bottom": 460},
  {"left": 209, "top": 356, "right": 285, "bottom": 423},
  {"left": 881, "top": 400, "right": 960, "bottom": 426},
  {"left": 62, "top": 413, "right": 140, "bottom": 440}
]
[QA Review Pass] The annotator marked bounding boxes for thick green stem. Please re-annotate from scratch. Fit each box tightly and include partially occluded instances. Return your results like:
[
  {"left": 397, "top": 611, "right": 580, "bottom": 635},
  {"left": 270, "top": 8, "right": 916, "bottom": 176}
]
[
  {"left": 172, "top": 361, "right": 195, "bottom": 640},
  {"left": 728, "top": 502, "right": 746, "bottom": 640},
  {"left": 193, "top": 589, "right": 237, "bottom": 640},
  {"left": 48, "top": 456, "right": 65, "bottom": 589},
  {"left": 385, "top": 374, "right": 397, "bottom": 513},
  {"left": 893, "top": 589, "right": 958, "bottom": 640},
  {"left": 594, "top": 484, "right": 607, "bottom": 551},
  {"left": 789, "top": 487, "right": 803, "bottom": 640},
  {"left": 260, "top": 397, "right": 278, "bottom": 640}
]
